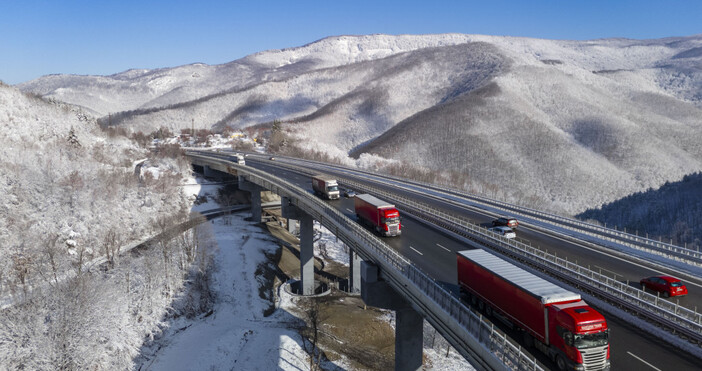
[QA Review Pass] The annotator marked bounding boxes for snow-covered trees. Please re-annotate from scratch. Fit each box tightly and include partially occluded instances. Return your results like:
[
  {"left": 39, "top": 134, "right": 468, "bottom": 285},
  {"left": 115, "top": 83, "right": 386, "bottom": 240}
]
[
  {"left": 578, "top": 172, "right": 702, "bottom": 249},
  {"left": 0, "top": 84, "right": 211, "bottom": 370},
  {"left": 0, "top": 223, "right": 217, "bottom": 370}
]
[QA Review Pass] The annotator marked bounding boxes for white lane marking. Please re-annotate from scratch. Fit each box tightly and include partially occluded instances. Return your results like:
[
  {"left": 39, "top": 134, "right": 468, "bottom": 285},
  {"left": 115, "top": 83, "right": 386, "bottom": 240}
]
[
  {"left": 436, "top": 243, "right": 451, "bottom": 252},
  {"left": 627, "top": 351, "right": 661, "bottom": 371},
  {"left": 410, "top": 246, "right": 424, "bottom": 256},
  {"left": 346, "top": 208, "right": 354, "bottom": 213}
]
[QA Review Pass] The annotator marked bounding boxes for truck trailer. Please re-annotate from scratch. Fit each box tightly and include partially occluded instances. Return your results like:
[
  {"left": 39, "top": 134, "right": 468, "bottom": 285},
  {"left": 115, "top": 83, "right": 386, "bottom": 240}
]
[
  {"left": 354, "top": 194, "right": 401, "bottom": 237},
  {"left": 457, "top": 249, "right": 609, "bottom": 371},
  {"left": 311, "top": 175, "right": 340, "bottom": 200}
]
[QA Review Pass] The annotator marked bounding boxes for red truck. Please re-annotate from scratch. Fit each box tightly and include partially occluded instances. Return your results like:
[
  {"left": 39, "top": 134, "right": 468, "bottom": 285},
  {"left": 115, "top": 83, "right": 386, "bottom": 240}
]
[
  {"left": 457, "top": 250, "right": 610, "bottom": 371},
  {"left": 354, "top": 194, "right": 401, "bottom": 237}
]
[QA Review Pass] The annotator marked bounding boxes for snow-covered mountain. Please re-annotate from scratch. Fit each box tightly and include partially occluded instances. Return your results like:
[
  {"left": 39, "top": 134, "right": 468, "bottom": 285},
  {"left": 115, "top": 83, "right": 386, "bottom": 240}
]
[
  {"left": 18, "top": 34, "right": 702, "bottom": 214},
  {"left": 0, "top": 81, "right": 188, "bottom": 297}
]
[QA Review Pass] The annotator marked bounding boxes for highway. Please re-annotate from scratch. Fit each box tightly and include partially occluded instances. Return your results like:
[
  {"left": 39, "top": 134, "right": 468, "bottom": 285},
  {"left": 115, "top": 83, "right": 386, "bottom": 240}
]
[{"left": 239, "top": 154, "right": 701, "bottom": 370}]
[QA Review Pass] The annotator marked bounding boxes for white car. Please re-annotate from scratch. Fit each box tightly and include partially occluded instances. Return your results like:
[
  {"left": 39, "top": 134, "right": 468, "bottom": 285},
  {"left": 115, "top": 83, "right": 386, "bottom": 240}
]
[{"left": 488, "top": 226, "right": 516, "bottom": 239}]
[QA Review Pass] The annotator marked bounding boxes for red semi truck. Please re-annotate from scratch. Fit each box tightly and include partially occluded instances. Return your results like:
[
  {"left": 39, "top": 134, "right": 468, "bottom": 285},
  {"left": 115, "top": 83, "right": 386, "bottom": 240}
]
[
  {"left": 457, "top": 250, "right": 610, "bottom": 371},
  {"left": 354, "top": 194, "right": 401, "bottom": 237}
]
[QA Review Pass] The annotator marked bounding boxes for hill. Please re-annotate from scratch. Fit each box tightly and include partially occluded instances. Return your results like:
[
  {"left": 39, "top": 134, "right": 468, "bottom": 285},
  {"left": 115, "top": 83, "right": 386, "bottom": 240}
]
[
  {"left": 18, "top": 34, "right": 702, "bottom": 214},
  {"left": 578, "top": 172, "right": 702, "bottom": 249}
]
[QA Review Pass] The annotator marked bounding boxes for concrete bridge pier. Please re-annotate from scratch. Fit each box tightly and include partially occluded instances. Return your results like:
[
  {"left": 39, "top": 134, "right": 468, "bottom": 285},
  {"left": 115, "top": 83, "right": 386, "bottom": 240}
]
[
  {"left": 349, "top": 249, "right": 362, "bottom": 294},
  {"left": 203, "top": 165, "right": 217, "bottom": 178},
  {"left": 361, "top": 261, "right": 423, "bottom": 371},
  {"left": 281, "top": 197, "right": 315, "bottom": 295},
  {"left": 238, "top": 176, "right": 262, "bottom": 222}
]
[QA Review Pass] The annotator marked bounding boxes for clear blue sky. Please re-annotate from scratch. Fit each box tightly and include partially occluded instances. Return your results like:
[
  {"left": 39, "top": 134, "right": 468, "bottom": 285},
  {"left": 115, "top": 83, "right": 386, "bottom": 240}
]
[{"left": 1, "top": 0, "right": 700, "bottom": 85}]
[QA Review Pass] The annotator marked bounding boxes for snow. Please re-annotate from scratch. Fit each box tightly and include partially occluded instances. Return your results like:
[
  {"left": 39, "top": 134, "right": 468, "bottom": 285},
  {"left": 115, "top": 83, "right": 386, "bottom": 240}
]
[
  {"left": 15, "top": 34, "right": 702, "bottom": 215},
  {"left": 138, "top": 175, "right": 475, "bottom": 370},
  {"left": 140, "top": 214, "right": 311, "bottom": 371}
]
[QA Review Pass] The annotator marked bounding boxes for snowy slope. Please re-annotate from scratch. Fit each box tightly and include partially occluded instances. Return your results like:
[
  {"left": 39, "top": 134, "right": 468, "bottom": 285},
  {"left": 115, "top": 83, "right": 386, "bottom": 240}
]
[
  {"left": 17, "top": 34, "right": 702, "bottom": 214},
  {"left": 0, "top": 82, "right": 188, "bottom": 300}
]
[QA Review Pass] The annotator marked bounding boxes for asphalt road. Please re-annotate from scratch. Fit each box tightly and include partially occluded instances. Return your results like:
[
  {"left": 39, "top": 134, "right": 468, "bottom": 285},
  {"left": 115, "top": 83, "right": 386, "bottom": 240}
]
[{"left": 238, "top": 155, "right": 701, "bottom": 370}]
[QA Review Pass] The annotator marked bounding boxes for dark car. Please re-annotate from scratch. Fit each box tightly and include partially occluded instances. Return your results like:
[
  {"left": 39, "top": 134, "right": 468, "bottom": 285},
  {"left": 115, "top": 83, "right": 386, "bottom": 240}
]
[
  {"left": 269, "top": 156, "right": 276, "bottom": 161},
  {"left": 640, "top": 275, "right": 688, "bottom": 297},
  {"left": 343, "top": 189, "right": 356, "bottom": 198},
  {"left": 492, "top": 217, "right": 518, "bottom": 229}
]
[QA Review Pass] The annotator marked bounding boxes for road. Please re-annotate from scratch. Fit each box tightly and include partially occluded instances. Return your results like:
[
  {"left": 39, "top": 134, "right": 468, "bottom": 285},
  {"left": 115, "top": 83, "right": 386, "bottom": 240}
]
[{"left": 240, "top": 154, "right": 701, "bottom": 370}]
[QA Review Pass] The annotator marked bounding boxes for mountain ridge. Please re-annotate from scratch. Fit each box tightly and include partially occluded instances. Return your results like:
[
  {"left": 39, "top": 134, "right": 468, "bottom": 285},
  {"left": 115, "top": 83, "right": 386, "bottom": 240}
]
[{"left": 16, "top": 33, "right": 702, "bottom": 214}]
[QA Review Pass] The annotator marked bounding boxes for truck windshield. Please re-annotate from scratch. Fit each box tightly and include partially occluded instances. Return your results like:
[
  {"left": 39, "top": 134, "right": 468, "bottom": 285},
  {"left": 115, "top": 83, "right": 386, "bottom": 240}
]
[
  {"left": 574, "top": 330, "right": 608, "bottom": 349},
  {"left": 328, "top": 186, "right": 339, "bottom": 192},
  {"left": 383, "top": 216, "right": 400, "bottom": 224}
]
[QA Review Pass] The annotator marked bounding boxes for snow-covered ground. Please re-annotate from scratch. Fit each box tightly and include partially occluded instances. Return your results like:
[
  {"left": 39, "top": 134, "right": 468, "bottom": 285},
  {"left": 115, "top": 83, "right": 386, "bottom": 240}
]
[
  {"left": 137, "top": 177, "right": 474, "bottom": 370},
  {"left": 138, "top": 213, "right": 313, "bottom": 370}
]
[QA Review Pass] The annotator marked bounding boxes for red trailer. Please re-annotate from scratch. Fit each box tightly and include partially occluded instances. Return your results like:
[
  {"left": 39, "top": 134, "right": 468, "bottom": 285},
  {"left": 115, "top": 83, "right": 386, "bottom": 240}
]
[
  {"left": 354, "top": 194, "right": 401, "bottom": 236},
  {"left": 457, "top": 250, "right": 610, "bottom": 371}
]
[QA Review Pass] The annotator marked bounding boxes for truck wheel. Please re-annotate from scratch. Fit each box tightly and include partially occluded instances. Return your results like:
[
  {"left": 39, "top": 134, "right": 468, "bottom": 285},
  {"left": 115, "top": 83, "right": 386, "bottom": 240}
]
[
  {"left": 556, "top": 355, "right": 567, "bottom": 371},
  {"left": 485, "top": 305, "right": 493, "bottom": 317},
  {"left": 522, "top": 332, "right": 534, "bottom": 349},
  {"left": 663, "top": 291, "right": 670, "bottom": 298}
]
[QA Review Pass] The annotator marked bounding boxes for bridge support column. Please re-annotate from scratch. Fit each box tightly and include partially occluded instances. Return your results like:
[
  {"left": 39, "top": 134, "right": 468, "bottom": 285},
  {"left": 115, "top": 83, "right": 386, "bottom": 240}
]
[
  {"left": 299, "top": 214, "right": 314, "bottom": 295},
  {"left": 281, "top": 197, "right": 315, "bottom": 295},
  {"left": 361, "top": 261, "right": 423, "bottom": 371},
  {"left": 395, "top": 306, "right": 423, "bottom": 371},
  {"left": 238, "top": 176, "right": 262, "bottom": 222},
  {"left": 203, "top": 165, "right": 216, "bottom": 178},
  {"left": 349, "top": 249, "right": 362, "bottom": 294}
]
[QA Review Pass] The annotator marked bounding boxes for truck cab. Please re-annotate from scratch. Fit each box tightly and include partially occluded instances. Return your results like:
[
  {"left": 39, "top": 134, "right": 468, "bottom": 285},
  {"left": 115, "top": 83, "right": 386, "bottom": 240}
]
[
  {"left": 379, "top": 208, "right": 401, "bottom": 236},
  {"left": 548, "top": 301, "right": 610, "bottom": 371},
  {"left": 312, "top": 175, "right": 340, "bottom": 200},
  {"left": 233, "top": 154, "right": 245, "bottom": 165}
]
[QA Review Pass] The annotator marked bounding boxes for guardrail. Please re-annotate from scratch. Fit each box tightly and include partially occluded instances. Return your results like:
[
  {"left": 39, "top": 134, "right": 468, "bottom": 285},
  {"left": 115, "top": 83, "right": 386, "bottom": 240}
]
[
  {"left": 188, "top": 152, "right": 544, "bottom": 371},
  {"left": 272, "top": 154, "right": 702, "bottom": 267},
  {"left": 336, "top": 176, "right": 702, "bottom": 344},
  {"left": 235, "top": 153, "right": 702, "bottom": 344}
]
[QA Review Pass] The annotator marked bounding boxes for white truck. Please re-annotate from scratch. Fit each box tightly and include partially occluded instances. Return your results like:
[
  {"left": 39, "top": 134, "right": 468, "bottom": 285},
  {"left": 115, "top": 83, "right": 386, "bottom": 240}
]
[
  {"left": 233, "top": 153, "right": 245, "bottom": 165},
  {"left": 311, "top": 175, "right": 340, "bottom": 200}
]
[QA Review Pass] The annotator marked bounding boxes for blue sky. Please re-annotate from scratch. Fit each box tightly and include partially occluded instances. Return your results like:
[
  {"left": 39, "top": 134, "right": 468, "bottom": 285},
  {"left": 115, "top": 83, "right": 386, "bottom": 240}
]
[{"left": 1, "top": 0, "right": 700, "bottom": 85}]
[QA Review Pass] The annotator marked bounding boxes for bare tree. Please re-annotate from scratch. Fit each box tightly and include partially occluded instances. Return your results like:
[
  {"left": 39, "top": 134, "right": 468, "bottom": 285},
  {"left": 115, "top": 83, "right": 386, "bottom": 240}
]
[{"left": 103, "top": 228, "right": 120, "bottom": 268}]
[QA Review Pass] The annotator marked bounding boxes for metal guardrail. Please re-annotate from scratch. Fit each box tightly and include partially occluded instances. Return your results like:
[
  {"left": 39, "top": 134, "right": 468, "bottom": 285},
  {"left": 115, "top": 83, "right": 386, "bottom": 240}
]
[
  {"left": 188, "top": 152, "right": 544, "bottom": 371},
  {"left": 276, "top": 154, "right": 702, "bottom": 267},
  {"left": 237, "top": 153, "right": 702, "bottom": 344},
  {"left": 335, "top": 177, "right": 702, "bottom": 344}
]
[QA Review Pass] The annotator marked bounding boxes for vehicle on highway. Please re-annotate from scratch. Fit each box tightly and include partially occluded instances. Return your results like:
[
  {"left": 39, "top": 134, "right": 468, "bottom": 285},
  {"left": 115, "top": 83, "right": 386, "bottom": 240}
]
[
  {"left": 492, "top": 217, "right": 519, "bottom": 229},
  {"left": 458, "top": 249, "right": 610, "bottom": 371},
  {"left": 343, "top": 189, "right": 356, "bottom": 198},
  {"left": 640, "top": 275, "right": 688, "bottom": 297},
  {"left": 269, "top": 156, "right": 276, "bottom": 160},
  {"left": 487, "top": 226, "right": 516, "bottom": 239},
  {"left": 354, "top": 194, "right": 401, "bottom": 237},
  {"left": 233, "top": 153, "right": 245, "bottom": 165},
  {"left": 311, "top": 174, "right": 340, "bottom": 200}
]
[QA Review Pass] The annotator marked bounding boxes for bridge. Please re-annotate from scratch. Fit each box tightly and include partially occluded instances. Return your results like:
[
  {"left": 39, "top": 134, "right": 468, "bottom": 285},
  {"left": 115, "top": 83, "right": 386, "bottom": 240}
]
[{"left": 187, "top": 150, "right": 702, "bottom": 371}]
